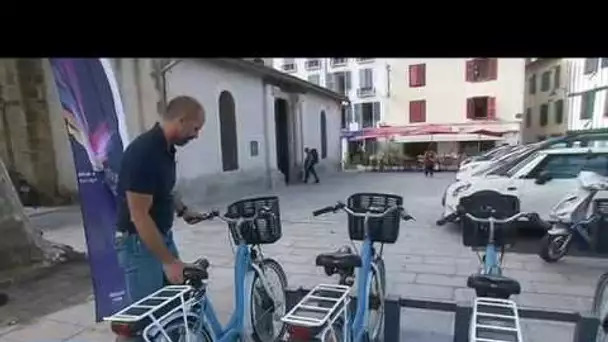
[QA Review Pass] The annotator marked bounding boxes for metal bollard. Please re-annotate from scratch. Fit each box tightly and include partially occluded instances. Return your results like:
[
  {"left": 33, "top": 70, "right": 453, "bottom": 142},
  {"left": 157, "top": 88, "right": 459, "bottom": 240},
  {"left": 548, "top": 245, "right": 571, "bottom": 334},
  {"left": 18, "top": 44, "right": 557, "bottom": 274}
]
[
  {"left": 384, "top": 295, "right": 401, "bottom": 342},
  {"left": 572, "top": 311, "right": 600, "bottom": 342},
  {"left": 453, "top": 301, "right": 472, "bottom": 342}
]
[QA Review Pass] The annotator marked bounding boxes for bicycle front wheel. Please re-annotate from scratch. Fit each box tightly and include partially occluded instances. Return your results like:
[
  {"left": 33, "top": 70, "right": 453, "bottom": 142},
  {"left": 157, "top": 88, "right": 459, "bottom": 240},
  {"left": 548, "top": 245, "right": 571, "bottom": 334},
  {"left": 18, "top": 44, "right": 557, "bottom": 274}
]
[
  {"left": 593, "top": 272, "right": 608, "bottom": 342},
  {"left": 250, "top": 258, "right": 288, "bottom": 342},
  {"left": 366, "top": 257, "right": 386, "bottom": 341}
]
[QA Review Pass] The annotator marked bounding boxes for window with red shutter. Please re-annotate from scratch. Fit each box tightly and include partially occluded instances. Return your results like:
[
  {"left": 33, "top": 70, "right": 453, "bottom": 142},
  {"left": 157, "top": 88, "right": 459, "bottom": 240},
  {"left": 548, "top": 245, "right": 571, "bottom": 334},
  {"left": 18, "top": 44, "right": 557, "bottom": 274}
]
[
  {"left": 465, "top": 60, "right": 473, "bottom": 82},
  {"left": 489, "top": 59, "right": 498, "bottom": 80},
  {"left": 409, "top": 100, "right": 426, "bottom": 123},
  {"left": 487, "top": 97, "right": 496, "bottom": 119},
  {"left": 466, "top": 98, "right": 474, "bottom": 119},
  {"left": 409, "top": 64, "right": 426, "bottom": 87},
  {"left": 409, "top": 65, "right": 417, "bottom": 87}
]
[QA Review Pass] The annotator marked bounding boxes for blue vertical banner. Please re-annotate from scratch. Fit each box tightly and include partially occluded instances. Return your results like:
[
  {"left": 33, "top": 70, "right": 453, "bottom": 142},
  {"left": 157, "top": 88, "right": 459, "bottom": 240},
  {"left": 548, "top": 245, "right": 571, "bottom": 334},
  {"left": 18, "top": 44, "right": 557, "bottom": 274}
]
[{"left": 49, "top": 58, "right": 129, "bottom": 321}]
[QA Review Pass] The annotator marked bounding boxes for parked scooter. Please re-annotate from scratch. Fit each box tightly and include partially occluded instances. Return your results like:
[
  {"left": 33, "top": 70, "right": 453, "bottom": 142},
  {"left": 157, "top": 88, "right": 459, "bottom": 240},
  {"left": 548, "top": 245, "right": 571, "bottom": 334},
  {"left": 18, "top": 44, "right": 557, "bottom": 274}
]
[{"left": 538, "top": 171, "right": 608, "bottom": 262}]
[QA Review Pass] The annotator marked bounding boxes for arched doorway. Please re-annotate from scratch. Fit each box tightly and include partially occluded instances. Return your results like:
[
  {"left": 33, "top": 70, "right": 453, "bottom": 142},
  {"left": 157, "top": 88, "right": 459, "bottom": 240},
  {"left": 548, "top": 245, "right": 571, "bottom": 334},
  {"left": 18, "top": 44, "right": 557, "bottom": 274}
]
[
  {"left": 320, "top": 110, "right": 327, "bottom": 159},
  {"left": 218, "top": 91, "right": 238, "bottom": 171}
]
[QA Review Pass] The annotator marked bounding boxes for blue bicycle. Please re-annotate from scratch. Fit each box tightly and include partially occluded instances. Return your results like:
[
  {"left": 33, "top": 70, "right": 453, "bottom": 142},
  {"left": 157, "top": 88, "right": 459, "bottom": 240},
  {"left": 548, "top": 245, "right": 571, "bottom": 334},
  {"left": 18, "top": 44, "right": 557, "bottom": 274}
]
[
  {"left": 105, "top": 196, "right": 288, "bottom": 342},
  {"left": 437, "top": 190, "right": 541, "bottom": 342},
  {"left": 282, "top": 193, "right": 413, "bottom": 342}
]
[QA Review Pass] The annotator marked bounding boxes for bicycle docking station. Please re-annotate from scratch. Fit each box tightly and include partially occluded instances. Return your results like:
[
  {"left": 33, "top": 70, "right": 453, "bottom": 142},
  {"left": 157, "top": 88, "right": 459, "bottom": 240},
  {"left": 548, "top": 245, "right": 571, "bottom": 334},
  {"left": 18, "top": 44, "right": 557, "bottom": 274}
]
[{"left": 285, "top": 287, "right": 600, "bottom": 341}]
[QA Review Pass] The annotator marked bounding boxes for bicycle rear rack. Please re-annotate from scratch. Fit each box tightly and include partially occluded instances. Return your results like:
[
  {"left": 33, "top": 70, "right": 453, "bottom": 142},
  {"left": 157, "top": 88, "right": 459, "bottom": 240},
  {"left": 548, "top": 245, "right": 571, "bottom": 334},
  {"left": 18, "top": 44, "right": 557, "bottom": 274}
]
[
  {"left": 104, "top": 285, "right": 194, "bottom": 323},
  {"left": 470, "top": 297, "right": 523, "bottom": 342},
  {"left": 282, "top": 283, "right": 351, "bottom": 330}
]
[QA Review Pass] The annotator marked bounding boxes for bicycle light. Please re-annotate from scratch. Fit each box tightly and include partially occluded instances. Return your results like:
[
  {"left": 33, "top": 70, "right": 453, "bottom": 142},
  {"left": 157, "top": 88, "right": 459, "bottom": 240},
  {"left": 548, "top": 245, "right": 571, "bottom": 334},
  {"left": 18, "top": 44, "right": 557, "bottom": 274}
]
[
  {"left": 111, "top": 322, "right": 138, "bottom": 337},
  {"left": 288, "top": 325, "right": 313, "bottom": 340}
]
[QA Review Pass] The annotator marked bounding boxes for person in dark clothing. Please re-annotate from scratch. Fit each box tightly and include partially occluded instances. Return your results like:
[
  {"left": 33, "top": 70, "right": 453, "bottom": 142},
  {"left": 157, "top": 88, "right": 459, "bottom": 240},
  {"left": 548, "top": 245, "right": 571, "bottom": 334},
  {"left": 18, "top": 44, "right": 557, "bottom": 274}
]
[
  {"left": 115, "top": 95, "right": 208, "bottom": 314},
  {"left": 424, "top": 149, "right": 436, "bottom": 177},
  {"left": 303, "top": 147, "right": 320, "bottom": 183},
  {"left": 0, "top": 293, "right": 8, "bottom": 306}
]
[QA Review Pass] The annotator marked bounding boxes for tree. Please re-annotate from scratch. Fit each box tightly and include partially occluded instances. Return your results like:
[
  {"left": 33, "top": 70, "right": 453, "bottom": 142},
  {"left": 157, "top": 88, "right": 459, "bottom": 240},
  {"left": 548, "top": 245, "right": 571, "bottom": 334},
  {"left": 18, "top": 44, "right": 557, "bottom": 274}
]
[{"left": 0, "top": 156, "right": 80, "bottom": 272}]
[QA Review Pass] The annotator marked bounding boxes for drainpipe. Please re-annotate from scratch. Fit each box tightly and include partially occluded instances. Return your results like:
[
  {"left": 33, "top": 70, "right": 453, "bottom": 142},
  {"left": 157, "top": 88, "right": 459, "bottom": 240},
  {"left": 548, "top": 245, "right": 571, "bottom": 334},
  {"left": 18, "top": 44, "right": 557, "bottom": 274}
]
[
  {"left": 151, "top": 59, "right": 184, "bottom": 111},
  {"left": 261, "top": 83, "right": 273, "bottom": 190}
]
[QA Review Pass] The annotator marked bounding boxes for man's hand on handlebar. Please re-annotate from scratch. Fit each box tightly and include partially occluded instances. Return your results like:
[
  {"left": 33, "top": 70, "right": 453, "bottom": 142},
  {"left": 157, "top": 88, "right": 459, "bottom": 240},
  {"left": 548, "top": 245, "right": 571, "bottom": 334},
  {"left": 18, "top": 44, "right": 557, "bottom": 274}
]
[{"left": 183, "top": 210, "right": 219, "bottom": 224}]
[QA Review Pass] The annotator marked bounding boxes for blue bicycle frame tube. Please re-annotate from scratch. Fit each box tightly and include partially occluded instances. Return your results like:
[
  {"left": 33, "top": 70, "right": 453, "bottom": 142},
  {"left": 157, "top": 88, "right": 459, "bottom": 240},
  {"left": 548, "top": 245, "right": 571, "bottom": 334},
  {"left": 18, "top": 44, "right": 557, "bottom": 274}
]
[
  {"left": 484, "top": 243, "right": 500, "bottom": 276},
  {"left": 198, "top": 243, "right": 252, "bottom": 342},
  {"left": 352, "top": 238, "right": 373, "bottom": 342}
]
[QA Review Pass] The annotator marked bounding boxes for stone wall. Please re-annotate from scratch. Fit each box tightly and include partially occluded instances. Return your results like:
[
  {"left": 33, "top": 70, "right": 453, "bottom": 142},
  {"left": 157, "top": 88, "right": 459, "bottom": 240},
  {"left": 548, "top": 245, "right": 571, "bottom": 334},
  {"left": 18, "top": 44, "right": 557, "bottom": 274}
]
[{"left": 0, "top": 59, "right": 69, "bottom": 205}]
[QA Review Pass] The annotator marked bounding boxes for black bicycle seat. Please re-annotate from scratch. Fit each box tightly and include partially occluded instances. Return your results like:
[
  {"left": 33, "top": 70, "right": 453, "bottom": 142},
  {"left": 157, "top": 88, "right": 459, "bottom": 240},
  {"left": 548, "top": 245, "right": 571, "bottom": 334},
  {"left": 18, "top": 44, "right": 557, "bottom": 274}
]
[
  {"left": 183, "top": 258, "right": 210, "bottom": 281},
  {"left": 316, "top": 250, "right": 362, "bottom": 269},
  {"left": 467, "top": 273, "right": 521, "bottom": 299}
]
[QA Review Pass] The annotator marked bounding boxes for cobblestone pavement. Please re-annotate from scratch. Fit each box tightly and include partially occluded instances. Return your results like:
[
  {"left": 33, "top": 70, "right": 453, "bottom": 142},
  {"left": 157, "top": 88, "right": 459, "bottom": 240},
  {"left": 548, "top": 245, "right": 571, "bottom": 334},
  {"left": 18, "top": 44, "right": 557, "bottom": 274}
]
[{"left": 2, "top": 172, "right": 606, "bottom": 341}]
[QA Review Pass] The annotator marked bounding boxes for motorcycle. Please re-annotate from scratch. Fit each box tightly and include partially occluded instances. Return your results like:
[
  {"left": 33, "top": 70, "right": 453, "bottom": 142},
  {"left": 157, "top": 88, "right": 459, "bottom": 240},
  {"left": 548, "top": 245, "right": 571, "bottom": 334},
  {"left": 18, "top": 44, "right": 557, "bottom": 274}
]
[{"left": 538, "top": 171, "right": 608, "bottom": 262}]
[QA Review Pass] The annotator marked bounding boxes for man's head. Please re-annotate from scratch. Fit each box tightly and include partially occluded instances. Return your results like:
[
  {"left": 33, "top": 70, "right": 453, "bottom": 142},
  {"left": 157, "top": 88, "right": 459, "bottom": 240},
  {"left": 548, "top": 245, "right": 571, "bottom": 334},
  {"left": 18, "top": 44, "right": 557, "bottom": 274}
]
[
  {"left": 304, "top": 147, "right": 310, "bottom": 153},
  {"left": 161, "top": 96, "right": 205, "bottom": 146}
]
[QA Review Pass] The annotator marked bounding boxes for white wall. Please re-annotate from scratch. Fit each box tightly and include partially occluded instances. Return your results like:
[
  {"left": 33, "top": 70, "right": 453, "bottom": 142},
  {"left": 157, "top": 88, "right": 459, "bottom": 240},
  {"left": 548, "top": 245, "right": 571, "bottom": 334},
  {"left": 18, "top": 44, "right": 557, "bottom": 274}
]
[
  {"left": 567, "top": 58, "right": 608, "bottom": 131},
  {"left": 386, "top": 58, "right": 525, "bottom": 126},
  {"left": 164, "top": 59, "right": 270, "bottom": 203},
  {"left": 301, "top": 92, "right": 342, "bottom": 172}
]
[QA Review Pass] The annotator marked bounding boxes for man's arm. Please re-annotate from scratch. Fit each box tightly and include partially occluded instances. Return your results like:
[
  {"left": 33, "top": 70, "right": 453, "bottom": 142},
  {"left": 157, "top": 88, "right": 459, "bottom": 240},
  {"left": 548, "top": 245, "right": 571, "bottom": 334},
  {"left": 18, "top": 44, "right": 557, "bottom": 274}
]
[{"left": 127, "top": 191, "right": 178, "bottom": 264}]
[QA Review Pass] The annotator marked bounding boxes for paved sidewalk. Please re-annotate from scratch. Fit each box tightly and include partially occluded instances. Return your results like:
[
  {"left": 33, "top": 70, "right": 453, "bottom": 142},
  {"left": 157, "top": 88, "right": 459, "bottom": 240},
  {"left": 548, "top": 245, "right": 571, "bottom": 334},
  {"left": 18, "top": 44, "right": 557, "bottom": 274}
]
[{"left": 2, "top": 172, "right": 606, "bottom": 341}]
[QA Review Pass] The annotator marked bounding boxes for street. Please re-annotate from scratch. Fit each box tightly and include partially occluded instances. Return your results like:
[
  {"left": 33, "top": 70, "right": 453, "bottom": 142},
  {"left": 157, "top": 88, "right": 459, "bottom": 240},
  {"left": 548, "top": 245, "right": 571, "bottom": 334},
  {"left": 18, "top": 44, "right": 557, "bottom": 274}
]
[{"left": 1, "top": 171, "right": 606, "bottom": 341}]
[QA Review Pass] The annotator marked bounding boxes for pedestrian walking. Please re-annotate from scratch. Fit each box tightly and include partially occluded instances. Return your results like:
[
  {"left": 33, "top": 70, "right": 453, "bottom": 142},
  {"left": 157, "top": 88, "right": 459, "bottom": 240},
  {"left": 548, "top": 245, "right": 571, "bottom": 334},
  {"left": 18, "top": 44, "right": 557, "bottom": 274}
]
[
  {"left": 424, "top": 148, "right": 436, "bottom": 177},
  {"left": 303, "top": 147, "right": 320, "bottom": 183},
  {"left": 115, "top": 95, "right": 208, "bottom": 317}
]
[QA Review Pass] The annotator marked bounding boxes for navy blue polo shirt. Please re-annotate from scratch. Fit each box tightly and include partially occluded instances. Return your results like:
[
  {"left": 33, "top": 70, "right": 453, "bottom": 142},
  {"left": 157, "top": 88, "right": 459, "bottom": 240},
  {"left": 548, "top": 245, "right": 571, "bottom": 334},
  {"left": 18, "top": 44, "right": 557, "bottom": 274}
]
[{"left": 116, "top": 123, "right": 176, "bottom": 235}]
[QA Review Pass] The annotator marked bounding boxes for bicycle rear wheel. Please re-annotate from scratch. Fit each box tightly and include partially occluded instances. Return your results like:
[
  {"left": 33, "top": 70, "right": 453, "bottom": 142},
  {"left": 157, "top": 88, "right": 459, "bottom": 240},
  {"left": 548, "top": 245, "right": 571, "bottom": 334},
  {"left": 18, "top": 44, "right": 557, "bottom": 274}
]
[
  {"left": 593, "top": 272, "right": 608, "bottom": 342},
  {"left": 147, "top": 313, "right": 212, "bottom": 342},
  {"left": 251, "top": 258, "right": 288, "bottom": 342},
  {"left": 366, "top": 257, "right": 386, "bottom": 341}
]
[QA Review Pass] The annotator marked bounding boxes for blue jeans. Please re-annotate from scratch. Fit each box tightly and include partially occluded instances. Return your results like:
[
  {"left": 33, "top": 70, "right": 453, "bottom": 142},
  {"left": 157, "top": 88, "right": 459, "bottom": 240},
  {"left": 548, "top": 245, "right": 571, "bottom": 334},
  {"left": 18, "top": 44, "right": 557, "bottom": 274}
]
[{"left": 115, "top": 231, "right": 180, "bottom": 305}]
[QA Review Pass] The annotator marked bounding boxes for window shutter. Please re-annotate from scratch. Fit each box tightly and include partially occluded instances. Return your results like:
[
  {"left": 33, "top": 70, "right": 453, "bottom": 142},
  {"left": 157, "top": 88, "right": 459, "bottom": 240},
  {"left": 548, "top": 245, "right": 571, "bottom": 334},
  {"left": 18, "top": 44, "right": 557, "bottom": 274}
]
[
  {"left": 419, "top": 64, "right": 426, "bottom": 86},
  {"left": 419, "top": 100, "right": 426, "bottom": 122},
  {"left": 354, "top": 103, "right": 362, "bottom": 125},
  {"left": 409, "top": 101, "right": 418, "bottom": 122},
  {"left": 345, "top": 71, "right": 352, "bottom": 90},
  {"left": 554, "top": 66, "right": 561, "bottom": 89},
  {"left": 372, "top": 102, "right": 381, "bottom": 123},
  {"left": 466, "top": 98, "right": 474, "bottom": 119},
  {"left": 465, "top": 60, "right": 474, "bottom": 82},
  {"left": 489, "top": 59, "right": 498, "bottom": 80},
  {"left": 326, "top": 73, "right": 335, "bottom": 91},
  {"left": 409, "top": 65, "right": 417, "bottom": 87},
  {"left": 487, "top": 97, "right": 496, "bottom": 119}
]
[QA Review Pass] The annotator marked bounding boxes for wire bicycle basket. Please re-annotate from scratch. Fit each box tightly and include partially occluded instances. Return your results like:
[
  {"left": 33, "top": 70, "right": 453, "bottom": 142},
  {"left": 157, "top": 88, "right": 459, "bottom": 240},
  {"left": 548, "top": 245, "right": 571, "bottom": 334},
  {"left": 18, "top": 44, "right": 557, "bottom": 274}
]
[
  {"left": 225, "top": 195, "right": 282, "bottom": 245},
  {"left": 346, "top": 193, "right": 403, "bottom": 244}
]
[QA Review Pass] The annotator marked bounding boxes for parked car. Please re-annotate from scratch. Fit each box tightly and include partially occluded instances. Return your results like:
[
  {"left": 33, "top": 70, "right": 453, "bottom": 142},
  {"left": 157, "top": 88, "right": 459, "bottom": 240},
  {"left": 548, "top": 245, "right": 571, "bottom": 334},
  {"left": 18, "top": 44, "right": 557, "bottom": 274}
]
[
  {"left": 442, "top": 147, "right": 608, "bottom": 225},
  {"left": 456, "top": 144, "right": 529, "bottom": 180},
  {"left": 459, "top": 144, "right": 514, "bottom": 168}
]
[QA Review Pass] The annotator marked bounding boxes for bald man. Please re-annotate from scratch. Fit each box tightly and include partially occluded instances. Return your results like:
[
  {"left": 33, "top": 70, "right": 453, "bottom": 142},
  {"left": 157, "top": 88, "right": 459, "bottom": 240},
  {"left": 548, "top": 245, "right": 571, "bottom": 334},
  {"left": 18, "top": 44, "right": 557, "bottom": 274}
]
[{"left": 115, "top": 95, "right": 207, "bottom": 306}]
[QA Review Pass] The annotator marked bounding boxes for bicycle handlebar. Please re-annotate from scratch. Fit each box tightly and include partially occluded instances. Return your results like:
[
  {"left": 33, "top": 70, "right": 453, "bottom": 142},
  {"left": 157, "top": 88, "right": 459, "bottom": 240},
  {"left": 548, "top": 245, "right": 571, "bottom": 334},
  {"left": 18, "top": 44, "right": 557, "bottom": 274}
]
[
  {"left": 436, "top": 206, "right": 545, "bottom": 227},
  {"left": 312, "top": 202, "right": 415, "bottom": 221},
  {"left": 199, "top": 206, "right": 274, "bottom": 225}
]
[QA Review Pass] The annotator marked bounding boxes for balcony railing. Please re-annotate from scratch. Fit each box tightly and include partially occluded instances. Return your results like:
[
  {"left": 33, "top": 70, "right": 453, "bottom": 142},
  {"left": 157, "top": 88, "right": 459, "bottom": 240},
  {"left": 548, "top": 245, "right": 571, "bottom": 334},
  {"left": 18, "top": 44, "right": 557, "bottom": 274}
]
[
  {"left": 282, "top": 63, "right": 296, "bottom": 72},
  {"left": 357, "top": 87, "right": 376, "bottom": 98},
  {"left": 357, "top": 58, "right": 374, "bottom": 64},
  {"left": 305, "top": 59, "right": 321, "bottom": 70},
  {"left": 330, "top": 58, "right": 348, "bottom": 67}
]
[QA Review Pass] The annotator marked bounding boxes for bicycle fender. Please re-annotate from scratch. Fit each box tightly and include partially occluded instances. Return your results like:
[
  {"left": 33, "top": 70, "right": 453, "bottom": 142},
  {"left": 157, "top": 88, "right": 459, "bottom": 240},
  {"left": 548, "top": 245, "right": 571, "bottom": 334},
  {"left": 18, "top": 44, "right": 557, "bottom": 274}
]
[{"left": 241, "top": 270, "right": 257, "bottom": 337}]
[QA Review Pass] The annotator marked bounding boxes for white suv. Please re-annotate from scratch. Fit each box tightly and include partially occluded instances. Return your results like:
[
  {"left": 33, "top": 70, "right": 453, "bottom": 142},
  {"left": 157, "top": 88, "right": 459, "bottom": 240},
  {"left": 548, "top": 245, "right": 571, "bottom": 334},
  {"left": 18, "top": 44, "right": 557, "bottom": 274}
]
[{"left": 442, "top": 147, "right": 608, "bottom": 224}]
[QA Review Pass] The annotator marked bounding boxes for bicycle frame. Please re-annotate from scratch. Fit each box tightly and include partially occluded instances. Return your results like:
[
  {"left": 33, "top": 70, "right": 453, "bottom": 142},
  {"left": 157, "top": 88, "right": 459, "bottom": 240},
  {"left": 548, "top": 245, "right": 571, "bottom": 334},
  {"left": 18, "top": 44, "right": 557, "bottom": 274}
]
[{"left": 344, "top": 206, "right": 400, "bottom": 342}]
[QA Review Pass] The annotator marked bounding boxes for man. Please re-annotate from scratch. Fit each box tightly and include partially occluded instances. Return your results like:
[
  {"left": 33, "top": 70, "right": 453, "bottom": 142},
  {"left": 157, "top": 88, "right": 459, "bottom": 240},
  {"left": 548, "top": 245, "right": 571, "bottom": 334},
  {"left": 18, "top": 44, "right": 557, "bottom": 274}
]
[
  {"left": 303, "top": 147, "right": 320, "bottom": 183},
  {"left": 424, "top": 148, "right": 436, "bottom": 177},
  {"left": 115, "top": 95, "right": 207, "bottom": 307}
]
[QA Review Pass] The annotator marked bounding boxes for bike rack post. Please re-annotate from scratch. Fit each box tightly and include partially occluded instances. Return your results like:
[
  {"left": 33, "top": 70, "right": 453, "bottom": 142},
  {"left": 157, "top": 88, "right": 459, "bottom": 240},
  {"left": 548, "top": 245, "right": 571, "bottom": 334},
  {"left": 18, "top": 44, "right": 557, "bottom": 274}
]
[
  {"left": 453, "top": 301, "right": 472, "bottom": 342},
  {"left": 384, "top": 295, "right": 401, "bottom": 342},
  {"left": 572, "top": 311, "right": 600, "bottom": 342}
]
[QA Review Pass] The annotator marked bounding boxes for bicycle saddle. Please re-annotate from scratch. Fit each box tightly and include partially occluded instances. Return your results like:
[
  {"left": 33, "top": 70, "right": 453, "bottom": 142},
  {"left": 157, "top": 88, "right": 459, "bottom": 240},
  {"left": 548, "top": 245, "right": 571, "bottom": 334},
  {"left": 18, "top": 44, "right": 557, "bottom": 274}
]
[
  {"left": 467, "top": 273, "right": 521, "bottom": 299},
  {"left": 183, "top": 258, "right": 210, "bottom": 281},
  {"left": 316, "top": 247, "right": 362, "bottom": 269}
]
